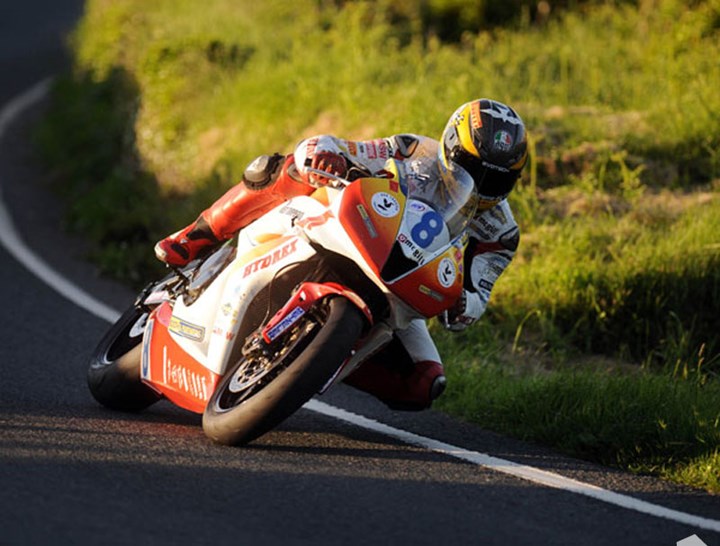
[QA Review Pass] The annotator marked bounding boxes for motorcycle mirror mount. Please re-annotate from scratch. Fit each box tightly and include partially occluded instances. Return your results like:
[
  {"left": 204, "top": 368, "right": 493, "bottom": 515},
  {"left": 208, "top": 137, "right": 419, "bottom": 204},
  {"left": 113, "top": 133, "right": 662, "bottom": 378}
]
[{"left": 304, "top": 167, "right": 352, "bottom": 188}]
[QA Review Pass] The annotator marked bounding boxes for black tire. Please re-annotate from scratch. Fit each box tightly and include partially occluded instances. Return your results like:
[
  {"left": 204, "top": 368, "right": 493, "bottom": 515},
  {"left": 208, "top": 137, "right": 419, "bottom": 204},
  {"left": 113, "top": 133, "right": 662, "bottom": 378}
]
[
  {"left": 203, "top": 297, "right": 364, "bottom": 446},
  {"left": 87, "top": 304, "right": 162, "bottom": 411}
]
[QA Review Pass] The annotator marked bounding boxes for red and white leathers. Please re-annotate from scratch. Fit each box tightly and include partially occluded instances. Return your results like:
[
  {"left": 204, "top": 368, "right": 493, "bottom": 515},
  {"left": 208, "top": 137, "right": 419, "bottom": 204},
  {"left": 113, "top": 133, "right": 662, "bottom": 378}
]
[{"left": 155, "top": 133, "right": 519, "bottom": 410}]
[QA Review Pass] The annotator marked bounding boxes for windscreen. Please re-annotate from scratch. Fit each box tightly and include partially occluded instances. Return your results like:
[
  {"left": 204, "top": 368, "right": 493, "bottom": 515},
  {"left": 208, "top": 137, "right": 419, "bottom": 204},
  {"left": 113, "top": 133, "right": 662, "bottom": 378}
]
[{"left": 405, "top": 160, "right": 479, "bottom": 239}]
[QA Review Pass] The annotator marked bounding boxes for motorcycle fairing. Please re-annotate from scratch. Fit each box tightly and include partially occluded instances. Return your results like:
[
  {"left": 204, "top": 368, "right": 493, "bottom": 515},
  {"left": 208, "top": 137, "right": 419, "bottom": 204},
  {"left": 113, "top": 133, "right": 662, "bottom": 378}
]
[
  {"left": 337, "top": 177, "right": 405, "bottom": 276},
  {"left": 140, "top": 234, "right": 322, "bottom": 413},
  {"left": 381, "top": 238, "right": 465, "bottom": 317},
  {"left": 141, "top": 301, "right": 221, "bottom": 413},
  {"left": 204, "top": 235, "right": 319, "bottom": 373},
  {"left": 337, "top": 177, "right": 466, "bottom": 317}
]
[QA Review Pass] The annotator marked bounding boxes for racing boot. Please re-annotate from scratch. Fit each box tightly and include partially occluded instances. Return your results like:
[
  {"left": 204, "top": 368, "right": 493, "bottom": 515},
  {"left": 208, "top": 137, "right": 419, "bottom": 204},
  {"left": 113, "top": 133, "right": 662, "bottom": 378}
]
[
  {"left": 154, "top": 215, "right": 220, "bottom": 267},
  {"left": 343, "top": 357, "right": 447, "bottom": 411},
  {"left": 155, "top": 154, "right": 313, "bottom": 266}
]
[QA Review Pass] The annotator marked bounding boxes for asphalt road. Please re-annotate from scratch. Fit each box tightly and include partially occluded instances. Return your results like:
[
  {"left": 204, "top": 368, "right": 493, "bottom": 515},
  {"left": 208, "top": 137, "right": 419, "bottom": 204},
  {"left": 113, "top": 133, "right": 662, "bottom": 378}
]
[{"left": 0, "top": 2, "right": 719, "bottom": 545}]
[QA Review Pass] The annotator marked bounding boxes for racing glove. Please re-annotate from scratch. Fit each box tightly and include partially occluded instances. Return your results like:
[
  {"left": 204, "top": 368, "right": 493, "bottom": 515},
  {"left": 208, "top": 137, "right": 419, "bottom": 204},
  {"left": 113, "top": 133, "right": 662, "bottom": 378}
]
[
  {"left": 308, "top": 151, "right": 348, "bottom": 186},
  {"left": 440, "top": 290, "right": 484, "bottom": 332}
]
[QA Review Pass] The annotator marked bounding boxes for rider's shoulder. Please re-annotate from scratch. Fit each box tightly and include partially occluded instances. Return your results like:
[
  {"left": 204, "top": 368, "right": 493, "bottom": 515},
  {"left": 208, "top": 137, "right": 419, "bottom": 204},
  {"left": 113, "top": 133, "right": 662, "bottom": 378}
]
[
  {"left": 388, "top": 133, "right": 436, "bottom": 158},
  {"left": 468, "top": 201, "right": 520, "bottom": 251},
  {"left": 473, "top": 199, "right": 518, "bottom": 229}
]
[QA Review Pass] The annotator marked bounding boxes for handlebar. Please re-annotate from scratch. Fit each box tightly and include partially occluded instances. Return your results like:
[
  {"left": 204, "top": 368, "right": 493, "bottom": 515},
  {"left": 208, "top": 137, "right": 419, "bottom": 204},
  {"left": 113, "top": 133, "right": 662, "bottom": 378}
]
[{"left": 304, "top": 167, "right": 352, "bottom": 188}]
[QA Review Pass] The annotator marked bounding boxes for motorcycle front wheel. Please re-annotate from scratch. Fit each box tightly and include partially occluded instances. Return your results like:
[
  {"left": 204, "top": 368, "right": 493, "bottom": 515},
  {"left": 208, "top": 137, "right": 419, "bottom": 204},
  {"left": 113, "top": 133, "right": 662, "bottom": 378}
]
[
  {"left": 202, "top": 297, "right": 364, "bottom": 446},
  {"left": 87, "top": 303, "right": 161, "bottom": 411}
]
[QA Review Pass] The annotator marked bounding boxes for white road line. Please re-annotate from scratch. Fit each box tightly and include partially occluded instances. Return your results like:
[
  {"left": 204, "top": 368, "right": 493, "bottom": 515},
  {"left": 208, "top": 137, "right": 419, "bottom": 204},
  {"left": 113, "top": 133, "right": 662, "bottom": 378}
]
[
  {"left": 0, "top": 78, "right": 121, "bottom": 324},
  {"left": 1, "top": 81, "right": 719, "bottom": 535},
  {"left": 306, "top": 400, "right": 720, "bottom": 533}
]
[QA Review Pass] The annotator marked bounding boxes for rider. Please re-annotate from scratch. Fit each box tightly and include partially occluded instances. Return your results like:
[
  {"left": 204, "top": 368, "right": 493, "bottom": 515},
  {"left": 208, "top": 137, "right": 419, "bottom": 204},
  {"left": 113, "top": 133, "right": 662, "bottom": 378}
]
[{"left": 155, "top": 98, "right": 528, "bottom": 411}]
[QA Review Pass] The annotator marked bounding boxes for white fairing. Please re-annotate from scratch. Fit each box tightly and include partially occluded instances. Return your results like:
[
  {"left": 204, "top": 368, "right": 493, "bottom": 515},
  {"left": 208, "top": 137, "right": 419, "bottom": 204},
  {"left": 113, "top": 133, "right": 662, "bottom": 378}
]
[
  {"left": 309, "top": 191, "right": 425, "bottom": 330},
  {"left": 152, "top": 182, "right": 435, "bottom": 380},
  {"left": 166, "top": 196, "right": 326, "bottom": 375}
]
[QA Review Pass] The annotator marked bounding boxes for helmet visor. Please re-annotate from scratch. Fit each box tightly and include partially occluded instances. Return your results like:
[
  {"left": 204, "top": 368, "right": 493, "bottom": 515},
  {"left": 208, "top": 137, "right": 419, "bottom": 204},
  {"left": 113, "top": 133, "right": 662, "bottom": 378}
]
[{"left": 443, "top": 131, "right": 518, "bottom": 203}]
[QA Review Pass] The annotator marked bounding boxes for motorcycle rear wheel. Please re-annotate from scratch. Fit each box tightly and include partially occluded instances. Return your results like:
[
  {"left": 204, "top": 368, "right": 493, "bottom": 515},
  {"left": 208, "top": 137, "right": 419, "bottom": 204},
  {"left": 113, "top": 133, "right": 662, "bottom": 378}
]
[
  {"left": 87, "top": 304, "right": 161, "bottom": 411},
  {"left": 203, "top": 297, "right": 364, "bottom": 446}
]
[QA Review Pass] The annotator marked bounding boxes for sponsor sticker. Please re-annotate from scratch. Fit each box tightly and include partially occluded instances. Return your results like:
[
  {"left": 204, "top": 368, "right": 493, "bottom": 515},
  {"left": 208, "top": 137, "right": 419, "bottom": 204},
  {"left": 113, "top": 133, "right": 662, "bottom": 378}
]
[
  {"left": 243, "top": 239, "right": 298, "bottom": 277},
  {"left": 279, "top": 204, "right": 304, "bottom": 220},
  {"left": 221, "top": 302, "right": 237, "bottom": 319},
  {"left": 437, "top": 258, "right": 457, "bottom": 288},
  {"left": 212, "top": 326, "right": 235, "bottom": 341},
  {"left": 306, "top": 137, "right": 319, "bottom": 156},
  {"left": 398, "top": 232, "right": 426, "bottom": 265},
  {"left": 266, "top": 306, "right": 306, "bottom": 342},
  {"left": 408, "top": 201, "right": 429, "bottom": 213},
  {"left": 494, "top": 130, "right": 514, "bottom": 151},
  {"left": 478, "top": 279, "right": 494, "bottom": 292},
  {"left": 357, "top": 204, "right": 378, "bottom": 238},
  {"left": 371, "top": 192, "right": 400, "bottom": 218},
  {"left": 169, "top": 316, "right": 205, "bottom": 342},
  {"left": 419, "top": 284, "right": 445, "bottom": 302},
  {"left": 470, "top": 101, "right": 483, "bottom": 129},
  {"left": 162, "top": 346, "right": 210, "bottom": 401},
  {"left": 489, "top": 206, "right": 508, "bottom": 224}
]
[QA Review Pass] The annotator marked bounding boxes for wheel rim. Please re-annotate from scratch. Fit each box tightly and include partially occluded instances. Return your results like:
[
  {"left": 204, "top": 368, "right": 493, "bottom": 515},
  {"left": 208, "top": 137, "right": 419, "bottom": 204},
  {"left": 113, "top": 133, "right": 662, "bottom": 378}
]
[{"left": 213, "top": 310, "right": 325, "bottom": 412}]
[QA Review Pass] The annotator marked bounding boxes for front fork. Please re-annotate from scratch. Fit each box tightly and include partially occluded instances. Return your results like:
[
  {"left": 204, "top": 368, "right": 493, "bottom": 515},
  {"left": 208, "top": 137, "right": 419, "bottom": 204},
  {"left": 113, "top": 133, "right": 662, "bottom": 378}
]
[
  {"left": 260, "top": 281, "right": 373, "bottom": 344},
  {"left": 258, "top": 281, "right": 382, "bottom": 393}
]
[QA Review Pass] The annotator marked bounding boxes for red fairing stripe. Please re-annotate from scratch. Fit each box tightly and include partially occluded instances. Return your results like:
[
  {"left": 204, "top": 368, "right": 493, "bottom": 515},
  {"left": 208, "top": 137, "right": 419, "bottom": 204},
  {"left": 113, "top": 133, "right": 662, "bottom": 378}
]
[
  {"left": 261, "top": 282, "right": 372, "bottom": 343},
  {"left": 142, "top": 302, "right": 220, "bottom": 413}
]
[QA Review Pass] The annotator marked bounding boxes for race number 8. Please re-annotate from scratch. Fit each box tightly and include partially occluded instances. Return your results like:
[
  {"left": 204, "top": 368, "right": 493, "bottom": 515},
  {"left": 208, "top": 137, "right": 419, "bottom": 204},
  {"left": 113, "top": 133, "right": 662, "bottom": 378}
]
[{"left": 411, "top": 210, "right": 444, "bottom": 249}]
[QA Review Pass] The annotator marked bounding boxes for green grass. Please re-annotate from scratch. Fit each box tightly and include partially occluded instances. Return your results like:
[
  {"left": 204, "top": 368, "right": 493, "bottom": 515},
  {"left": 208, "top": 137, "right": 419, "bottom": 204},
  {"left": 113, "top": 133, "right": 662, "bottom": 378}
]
[
  {"left": 55, "top": 0, "right": 720, "bottom": 191},
  {"left": 430, "top": 315, "right": 720, "bottom": 492},
  {"left": 435, "top": 354, "right": 720, "bottom": 489},
  {"left": 496, "top": 190, "right": 720, "bottom": 372},
  {"left": 37, "top": 0, "right": 720, "bottom": 492}
]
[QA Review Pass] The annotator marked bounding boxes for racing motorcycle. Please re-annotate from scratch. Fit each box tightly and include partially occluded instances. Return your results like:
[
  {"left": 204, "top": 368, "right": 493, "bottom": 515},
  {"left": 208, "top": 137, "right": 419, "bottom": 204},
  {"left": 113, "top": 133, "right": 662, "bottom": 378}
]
[{"left": 87, "top": 159, "right": 478, "bottom": 446}]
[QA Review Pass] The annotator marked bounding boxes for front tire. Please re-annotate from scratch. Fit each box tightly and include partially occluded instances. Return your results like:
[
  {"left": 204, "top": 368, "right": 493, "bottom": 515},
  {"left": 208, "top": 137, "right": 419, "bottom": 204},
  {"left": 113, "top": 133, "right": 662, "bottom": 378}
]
[
  {"left": 203, "top": 297, "right": 364, "bottom": 446},
  {"left": 87, "top": 304, "right": 161, "bottom": 411}
]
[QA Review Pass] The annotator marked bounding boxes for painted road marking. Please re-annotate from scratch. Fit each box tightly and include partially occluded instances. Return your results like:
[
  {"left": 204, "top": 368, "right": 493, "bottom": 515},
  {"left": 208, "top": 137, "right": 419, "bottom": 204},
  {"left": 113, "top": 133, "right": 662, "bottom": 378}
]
[
  {"left": 306, "top": 399, "right": 720, "bottom": 533},
  {"left": 1, "top": 81, "right": 719, "bottom": 535},
  {"left": 0, "top": 78, "right": 120, "bottom": 324}
]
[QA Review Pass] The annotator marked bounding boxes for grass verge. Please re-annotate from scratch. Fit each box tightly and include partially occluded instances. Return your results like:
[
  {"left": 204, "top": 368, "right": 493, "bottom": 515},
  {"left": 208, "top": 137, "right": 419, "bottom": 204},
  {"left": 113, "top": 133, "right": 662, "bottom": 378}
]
[{"left": 433, "top": 331, "right": 720, "bottom": 492}]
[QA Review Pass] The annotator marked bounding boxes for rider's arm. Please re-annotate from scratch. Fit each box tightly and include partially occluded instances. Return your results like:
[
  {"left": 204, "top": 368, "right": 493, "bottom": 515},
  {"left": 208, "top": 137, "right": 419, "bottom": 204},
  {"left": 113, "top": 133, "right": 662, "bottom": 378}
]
[
  {"left": 444, "top": 201, "right": 520, "bottom": 331},
  {"left": 292, "top": 134, "right": 430, "bottom": 182},
  {"left": 294, "top": 135, "right": 388, "bottom": 176}
]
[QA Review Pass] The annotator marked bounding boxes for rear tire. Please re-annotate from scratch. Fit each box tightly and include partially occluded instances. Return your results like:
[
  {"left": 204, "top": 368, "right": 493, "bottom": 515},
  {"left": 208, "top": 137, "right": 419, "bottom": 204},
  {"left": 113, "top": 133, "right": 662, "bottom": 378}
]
[
  {"left": 87, "top": 304, "right": 161, "bottom": 411},
  {"left": 203, "top": 297, "right": 364, "bottom": 446}
]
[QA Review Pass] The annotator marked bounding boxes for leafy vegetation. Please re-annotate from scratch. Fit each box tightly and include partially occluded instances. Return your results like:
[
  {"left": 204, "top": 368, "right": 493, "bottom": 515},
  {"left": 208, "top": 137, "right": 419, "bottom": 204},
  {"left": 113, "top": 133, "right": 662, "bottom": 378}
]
[{"left": 37, "top": 0, "right": 719, "bottom": 491}]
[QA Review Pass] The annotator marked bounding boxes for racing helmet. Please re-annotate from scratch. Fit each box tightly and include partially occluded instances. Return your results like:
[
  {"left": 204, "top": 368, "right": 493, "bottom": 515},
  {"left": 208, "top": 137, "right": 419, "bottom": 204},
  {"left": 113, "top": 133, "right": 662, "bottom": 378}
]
[{"left": 439, "top": 99, "right": 528, "bottom": 209}]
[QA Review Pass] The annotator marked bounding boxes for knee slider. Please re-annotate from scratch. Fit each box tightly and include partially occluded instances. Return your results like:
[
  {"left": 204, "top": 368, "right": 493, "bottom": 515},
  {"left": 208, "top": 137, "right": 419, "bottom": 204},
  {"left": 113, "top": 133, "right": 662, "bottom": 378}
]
[{"left": 243, "top": 153, "right": 285, "bottom": 190}]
